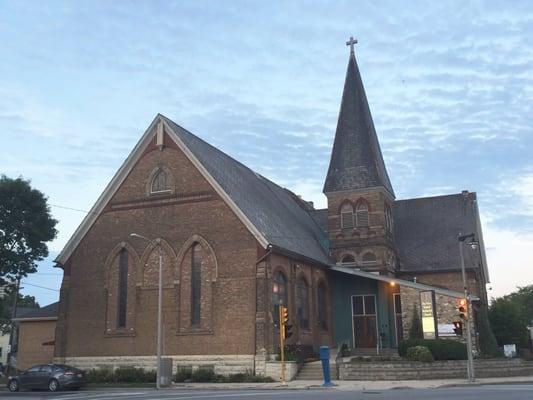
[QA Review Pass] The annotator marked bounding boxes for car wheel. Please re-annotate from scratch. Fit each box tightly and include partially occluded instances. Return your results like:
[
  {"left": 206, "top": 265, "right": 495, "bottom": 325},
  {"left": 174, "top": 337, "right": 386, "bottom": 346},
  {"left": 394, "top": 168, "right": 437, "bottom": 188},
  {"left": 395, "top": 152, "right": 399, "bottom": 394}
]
[
  {"left": 48, "top": 378, "right": 59, "bottom": 392},
  {"left": 8, "top": 379, "right": 19, "bottom": 392}
]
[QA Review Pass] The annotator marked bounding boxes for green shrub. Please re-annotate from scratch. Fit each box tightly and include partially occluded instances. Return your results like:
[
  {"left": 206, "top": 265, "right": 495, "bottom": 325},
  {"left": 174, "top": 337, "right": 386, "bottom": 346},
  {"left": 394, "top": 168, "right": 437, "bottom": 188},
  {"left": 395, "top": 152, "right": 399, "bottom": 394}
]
[
  {"left": 174, "top": 366, "right": 193, "bottom": 382},
  {"left": 87, "top": 367, "right": 114, "bottom": 383},
  {"left": 174, "top": 368, "right": 274, "bottom": 383},
  {"left": 399, "top": 339, "right": 467, "bottom": 360},
  {"left": 191, "top": 367, "right": 216, "bottom": 382},
  {"left": 406, "top": 346, "right": 434, "bottom": 362},
  {"left": 87, "top": 367, "right": 155, "bottom": 383}
]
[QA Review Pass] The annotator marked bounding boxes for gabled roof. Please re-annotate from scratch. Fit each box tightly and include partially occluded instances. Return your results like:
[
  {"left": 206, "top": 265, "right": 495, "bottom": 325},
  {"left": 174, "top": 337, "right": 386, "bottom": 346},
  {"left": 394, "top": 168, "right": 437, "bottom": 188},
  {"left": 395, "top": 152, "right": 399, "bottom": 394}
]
[
  {"left": 56, "top": 115, "right": 331, "bottom": 266},
  {"left": 13, "top": 302, "right": 58, "bottom": 321},
  {"left": 393, "top": 192, "right": 489, "bottom": 281},
  {"left": 323, "top": 51, "right": 394, "bottom": 197},
  {"left": 162, "top": 117, "right": 331, "bottom": 265}
]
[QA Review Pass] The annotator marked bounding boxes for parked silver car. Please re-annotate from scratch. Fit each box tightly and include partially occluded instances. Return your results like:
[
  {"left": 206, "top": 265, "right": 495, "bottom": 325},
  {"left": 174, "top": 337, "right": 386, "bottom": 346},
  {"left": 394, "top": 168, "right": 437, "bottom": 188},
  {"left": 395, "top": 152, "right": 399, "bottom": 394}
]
[{"left": 7, "top": 364, "right": 86, "bottom": 392}]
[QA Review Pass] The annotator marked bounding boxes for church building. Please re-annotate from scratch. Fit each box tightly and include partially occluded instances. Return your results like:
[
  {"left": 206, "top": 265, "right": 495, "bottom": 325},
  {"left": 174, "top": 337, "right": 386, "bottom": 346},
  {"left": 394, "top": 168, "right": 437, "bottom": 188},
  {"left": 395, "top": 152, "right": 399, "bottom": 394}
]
[{"left": 53, "top": 40, "right": 490, "bottom": 377}]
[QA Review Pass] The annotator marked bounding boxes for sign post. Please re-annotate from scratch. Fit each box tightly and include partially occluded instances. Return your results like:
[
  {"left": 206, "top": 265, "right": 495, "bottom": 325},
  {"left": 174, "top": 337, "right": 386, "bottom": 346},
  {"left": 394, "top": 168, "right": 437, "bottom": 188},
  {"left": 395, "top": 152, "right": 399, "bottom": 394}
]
[{"left": 420, "top": 290, "right": 437, "bottom": 340}]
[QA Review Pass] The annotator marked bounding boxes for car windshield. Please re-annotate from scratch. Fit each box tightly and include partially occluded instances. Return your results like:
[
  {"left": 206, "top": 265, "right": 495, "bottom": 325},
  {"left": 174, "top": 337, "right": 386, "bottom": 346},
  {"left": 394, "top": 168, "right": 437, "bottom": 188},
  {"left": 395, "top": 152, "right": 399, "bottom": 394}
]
[{"left": 26, "top": 365, "right": 41, "bottom": 373}]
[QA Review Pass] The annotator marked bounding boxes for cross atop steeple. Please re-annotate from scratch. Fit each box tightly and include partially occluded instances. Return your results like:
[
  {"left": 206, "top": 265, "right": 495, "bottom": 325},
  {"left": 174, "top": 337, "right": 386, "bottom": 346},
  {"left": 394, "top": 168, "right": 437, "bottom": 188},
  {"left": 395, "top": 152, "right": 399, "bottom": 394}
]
[{"left": 346, "top": 36, "right": 358, "bottom": 54}]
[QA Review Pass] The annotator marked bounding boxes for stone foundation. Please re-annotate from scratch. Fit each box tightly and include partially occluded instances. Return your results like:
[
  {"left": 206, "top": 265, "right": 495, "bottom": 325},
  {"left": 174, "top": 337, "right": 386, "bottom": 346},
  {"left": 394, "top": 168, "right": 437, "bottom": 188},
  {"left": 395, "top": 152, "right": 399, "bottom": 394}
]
[
  {"left": 56, "top": 354, "right": 255, "bottom": 376},
  {"left": 265, "top": 361, "right": 299, "bottom": 382}
]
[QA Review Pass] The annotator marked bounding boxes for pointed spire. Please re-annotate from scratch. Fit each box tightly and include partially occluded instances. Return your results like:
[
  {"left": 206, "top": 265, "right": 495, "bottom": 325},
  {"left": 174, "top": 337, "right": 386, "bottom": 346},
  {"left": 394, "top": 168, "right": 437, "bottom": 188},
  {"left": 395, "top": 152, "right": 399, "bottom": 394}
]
[{"left": 323, "top": 39, "right": 395, "bottom": 197}]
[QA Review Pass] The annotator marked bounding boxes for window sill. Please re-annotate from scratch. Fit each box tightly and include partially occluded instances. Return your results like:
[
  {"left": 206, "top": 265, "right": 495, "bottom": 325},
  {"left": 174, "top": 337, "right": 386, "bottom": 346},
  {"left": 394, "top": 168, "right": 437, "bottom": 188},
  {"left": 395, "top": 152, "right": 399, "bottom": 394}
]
[
  {"left": 104, "top": 330, "right": 136, "bottom": 338},
  {"left": 176, "top": 329, "right": 214, "bottom": 336}
]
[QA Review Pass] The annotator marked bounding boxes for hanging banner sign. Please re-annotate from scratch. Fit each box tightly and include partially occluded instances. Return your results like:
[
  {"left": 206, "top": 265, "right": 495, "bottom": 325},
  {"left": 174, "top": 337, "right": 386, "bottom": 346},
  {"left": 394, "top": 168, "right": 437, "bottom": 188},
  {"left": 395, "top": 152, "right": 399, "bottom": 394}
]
[{"left": 420, "top": 290, "right": 437, "bottom": 340}]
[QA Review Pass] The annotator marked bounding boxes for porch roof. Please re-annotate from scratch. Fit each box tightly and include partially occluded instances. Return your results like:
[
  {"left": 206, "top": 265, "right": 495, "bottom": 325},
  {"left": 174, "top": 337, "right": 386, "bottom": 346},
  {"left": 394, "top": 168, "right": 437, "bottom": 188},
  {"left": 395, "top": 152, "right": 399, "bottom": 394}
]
[{"left": 329, "top": 266, "right": 479, "bottom": 301}]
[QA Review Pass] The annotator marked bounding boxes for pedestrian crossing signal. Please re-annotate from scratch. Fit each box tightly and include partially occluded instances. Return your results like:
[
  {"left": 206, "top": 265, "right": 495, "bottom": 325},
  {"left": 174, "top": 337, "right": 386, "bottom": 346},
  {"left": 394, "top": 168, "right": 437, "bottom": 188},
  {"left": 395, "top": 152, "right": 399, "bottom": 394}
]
[{"left": 453, "top": 321, "right": 463, "bottom": 336}]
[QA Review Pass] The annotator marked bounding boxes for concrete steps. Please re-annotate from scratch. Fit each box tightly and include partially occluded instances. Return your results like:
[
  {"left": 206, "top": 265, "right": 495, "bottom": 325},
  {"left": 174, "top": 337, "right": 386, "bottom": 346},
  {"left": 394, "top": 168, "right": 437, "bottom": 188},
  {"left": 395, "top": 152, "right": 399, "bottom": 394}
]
[{"left": 294, "top": 361, "right": 331, "bottom": 381}]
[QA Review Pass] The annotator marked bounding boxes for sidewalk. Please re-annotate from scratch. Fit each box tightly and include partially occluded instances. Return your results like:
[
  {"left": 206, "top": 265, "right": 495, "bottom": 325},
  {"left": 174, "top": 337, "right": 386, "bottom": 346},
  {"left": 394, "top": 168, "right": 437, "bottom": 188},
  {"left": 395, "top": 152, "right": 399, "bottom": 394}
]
[{"left": 171, "top": 375, "right": 533, "bottom": 391}]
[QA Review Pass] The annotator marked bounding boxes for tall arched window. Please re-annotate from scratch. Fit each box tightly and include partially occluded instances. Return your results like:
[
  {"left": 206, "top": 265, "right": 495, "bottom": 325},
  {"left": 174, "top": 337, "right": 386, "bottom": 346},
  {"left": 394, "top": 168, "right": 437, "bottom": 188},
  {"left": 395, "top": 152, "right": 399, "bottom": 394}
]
[
  {"left": 361, "top": 252, "right": 377, "bottom": 267},
  {"left": 296, "top": 278, "right": 310, "bottom": 329},
  {"left": 384, "top": 204, "right": 393, "bottom": 232},
  {"left": 356, "top": 202, "right": 369, "bottom": 227},
  {"left": 117, "top": 248, "right": 128, "bottom": 328},
  {"left": 340, "top": 202, "right": 354, "bottom": 229},
  {"left": 272, "top": 270, "right": 288, "bottom": 306},
  {"left": 191, "top": 243, "right": 202, "bottom": 326},
  {"left": 151, "top": 168, "right": 169, "bottom": 193},
  {"left": 317, "top": 281, "right": 328, "bottom": 330}
]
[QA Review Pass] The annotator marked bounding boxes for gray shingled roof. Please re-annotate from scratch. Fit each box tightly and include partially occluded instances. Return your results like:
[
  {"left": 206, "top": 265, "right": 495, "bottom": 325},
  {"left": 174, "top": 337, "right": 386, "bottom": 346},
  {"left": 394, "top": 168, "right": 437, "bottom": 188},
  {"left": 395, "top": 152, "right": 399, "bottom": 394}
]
[
  {"left": 162, "top": 116, "right": 331, "bottom": 265},
  {"left": 14, "top": 302, "right": 59, "bottom": 320},
  {"left": 323, "top": 52, "right": 394, "bottom": 196},
  {"left": 393, "top": 192, "right": 483, "bottom": 272}
]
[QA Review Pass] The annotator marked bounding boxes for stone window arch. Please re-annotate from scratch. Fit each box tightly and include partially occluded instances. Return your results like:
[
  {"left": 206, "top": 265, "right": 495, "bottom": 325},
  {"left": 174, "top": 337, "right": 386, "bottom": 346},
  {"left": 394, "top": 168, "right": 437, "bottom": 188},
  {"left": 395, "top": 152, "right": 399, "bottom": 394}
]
[
  {"left": 356, "top": 200, "right": 369, "bottom": 227},
  {"left": 104, "top": 242, "right": 139, "bottom": 335},
  {"left": 316, "top": 280, "right": 328, "bottom": 330},
  {"left": 139, "top": 238, "right": 177, "bottom": 289},
  {"left": 176, "top": 234, "right": 217, "bottom": 334},
  {"left": 361, "top": 252, "right": 377, "bottom": 267},
  {"left": 340, "top": 253, "right": 356, "bottom": 265},
  {"left": 340, "top": 201, "right": 354, "bottom": 229},
  {"left": 296, "top": 276, "right": 310, "bottom": 330}
]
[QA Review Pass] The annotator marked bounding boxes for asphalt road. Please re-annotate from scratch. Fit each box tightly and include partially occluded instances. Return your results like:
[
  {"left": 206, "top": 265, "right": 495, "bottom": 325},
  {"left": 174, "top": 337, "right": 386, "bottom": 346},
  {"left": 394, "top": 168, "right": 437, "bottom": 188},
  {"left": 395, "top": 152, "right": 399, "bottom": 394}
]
[{"left": 1, "top": 385, "right": 532, "bottom": 400}]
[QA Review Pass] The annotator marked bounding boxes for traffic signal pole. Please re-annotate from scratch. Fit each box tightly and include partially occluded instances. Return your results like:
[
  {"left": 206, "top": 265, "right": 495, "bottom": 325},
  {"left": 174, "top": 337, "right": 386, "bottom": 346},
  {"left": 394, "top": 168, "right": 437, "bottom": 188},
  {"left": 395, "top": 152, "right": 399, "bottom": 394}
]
[
  {"left": 279, "top": 306, "right": 286, "bottom": 385},
  {"left": 459, "top": 236, "right": 475, "bottom": 382}
]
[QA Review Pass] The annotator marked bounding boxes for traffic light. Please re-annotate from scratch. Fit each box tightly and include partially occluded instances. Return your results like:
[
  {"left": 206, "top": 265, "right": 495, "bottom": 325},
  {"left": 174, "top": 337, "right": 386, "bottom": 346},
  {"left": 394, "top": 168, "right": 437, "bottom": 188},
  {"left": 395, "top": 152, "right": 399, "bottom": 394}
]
[
  {"left": 457, "top": 298, "right": 468, "bottom": 320},
  {"left": 279, "top": 306, "right": 293, "bottom": 339},
  {"left": 284, "top": 323, "right": 293, "bottom": 339},
  {"left": 453, "top": 321, "right": 463, "bottom": 336}
]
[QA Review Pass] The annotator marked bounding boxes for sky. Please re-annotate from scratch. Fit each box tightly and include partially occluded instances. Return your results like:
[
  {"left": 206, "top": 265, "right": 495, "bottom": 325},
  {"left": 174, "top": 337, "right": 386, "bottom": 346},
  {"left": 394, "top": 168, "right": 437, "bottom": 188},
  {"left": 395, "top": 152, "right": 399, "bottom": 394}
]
[{"left": 0, "top": 0, "right": 532, "bottom": 306}]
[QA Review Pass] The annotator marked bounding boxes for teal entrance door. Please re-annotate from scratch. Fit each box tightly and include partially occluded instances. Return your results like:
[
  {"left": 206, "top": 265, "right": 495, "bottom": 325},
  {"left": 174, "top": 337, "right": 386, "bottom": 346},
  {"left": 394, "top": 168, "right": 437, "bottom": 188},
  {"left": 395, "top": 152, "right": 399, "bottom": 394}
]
[{"left": 352, "top": 295, "right": 377, "bottom": 348}]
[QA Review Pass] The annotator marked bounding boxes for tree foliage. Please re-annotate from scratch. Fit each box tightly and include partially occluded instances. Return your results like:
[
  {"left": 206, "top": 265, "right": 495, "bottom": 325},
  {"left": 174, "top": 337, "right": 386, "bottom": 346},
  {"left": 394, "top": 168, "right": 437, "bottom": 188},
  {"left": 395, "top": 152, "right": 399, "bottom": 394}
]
[
  {"left": 0, "top": 175, "right": 57, "bottom": 285},
  {"left": 489, "top": 285, "right": 532, "bottom": 348},
  {"left": 0, "top": 285, "right": 40, "bottom": 333},
  {"left": 476, "top": 303, "right": 501, "bottom": 357}
]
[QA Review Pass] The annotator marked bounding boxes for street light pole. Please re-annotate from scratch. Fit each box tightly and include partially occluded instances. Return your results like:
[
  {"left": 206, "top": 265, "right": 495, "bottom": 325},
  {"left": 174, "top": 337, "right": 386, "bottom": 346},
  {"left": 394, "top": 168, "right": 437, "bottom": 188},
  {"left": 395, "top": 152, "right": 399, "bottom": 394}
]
[
  {"left": 130, "top": 233, "right": 163, "bottom": 389},
  {"left": 458, "top": 233, "right": 476, "bottom": 382}
]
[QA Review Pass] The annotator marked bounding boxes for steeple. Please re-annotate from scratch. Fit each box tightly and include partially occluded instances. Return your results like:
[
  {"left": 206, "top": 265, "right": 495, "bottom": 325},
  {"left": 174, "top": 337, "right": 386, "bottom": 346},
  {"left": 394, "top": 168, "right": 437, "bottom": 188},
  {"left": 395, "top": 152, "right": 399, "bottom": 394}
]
[{"left": 323, "top": 39, "right": 395, "bottom": 197}]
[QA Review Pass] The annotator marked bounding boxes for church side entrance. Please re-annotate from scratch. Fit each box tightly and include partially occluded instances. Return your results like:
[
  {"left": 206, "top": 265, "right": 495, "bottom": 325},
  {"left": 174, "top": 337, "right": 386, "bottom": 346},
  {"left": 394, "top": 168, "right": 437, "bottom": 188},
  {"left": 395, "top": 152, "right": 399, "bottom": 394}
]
[{"left": 351, "top": 294, "right": 378, "bottom": 348}]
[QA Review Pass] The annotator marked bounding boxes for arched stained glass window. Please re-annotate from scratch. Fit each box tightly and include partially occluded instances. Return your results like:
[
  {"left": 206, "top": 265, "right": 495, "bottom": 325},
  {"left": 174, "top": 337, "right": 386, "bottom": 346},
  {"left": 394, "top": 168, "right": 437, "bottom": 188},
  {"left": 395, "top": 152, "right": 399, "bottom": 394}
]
[
  {"left": 272, "top": 271, "right": 288, "bottom": 306},
  {"left": 191, "top": 243, "right": 202, "bottom": 326},
  {"left": 317, "top": 281, "right": 328, "bottom": 330},
  {"left": 117, "top": 248, "right": 128, "bottom": 328},
  {"left": 296, "top": 278, "right": 310, "bottom": 329},
  {"left": 151, "top": 168, "right": 169, "bottom": 193}
]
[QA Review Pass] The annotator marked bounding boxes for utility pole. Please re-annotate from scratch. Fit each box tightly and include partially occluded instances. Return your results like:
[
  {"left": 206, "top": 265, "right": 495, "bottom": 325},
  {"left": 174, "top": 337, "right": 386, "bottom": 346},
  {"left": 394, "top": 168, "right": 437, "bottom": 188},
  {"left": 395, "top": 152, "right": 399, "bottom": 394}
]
[
  {"left": 458, "top": 233, "right": 476, "bottom": 382},
  {"left": 130, "top": 234, "right": 163, "bottom": 389},
  {"left": 7, "top": 278, "right": 21, "bottom": 375}
]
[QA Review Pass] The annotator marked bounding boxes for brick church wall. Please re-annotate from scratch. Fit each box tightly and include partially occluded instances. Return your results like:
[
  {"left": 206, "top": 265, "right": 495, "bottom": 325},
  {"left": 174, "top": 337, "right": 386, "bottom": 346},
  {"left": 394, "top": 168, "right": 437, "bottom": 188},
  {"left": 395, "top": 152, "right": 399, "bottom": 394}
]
[
  {"left": 55, "top": 135, "right": 261, "bottom": 371},
  {"left": 263, "top": 253, "right": 333, "bottom": 357}
]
